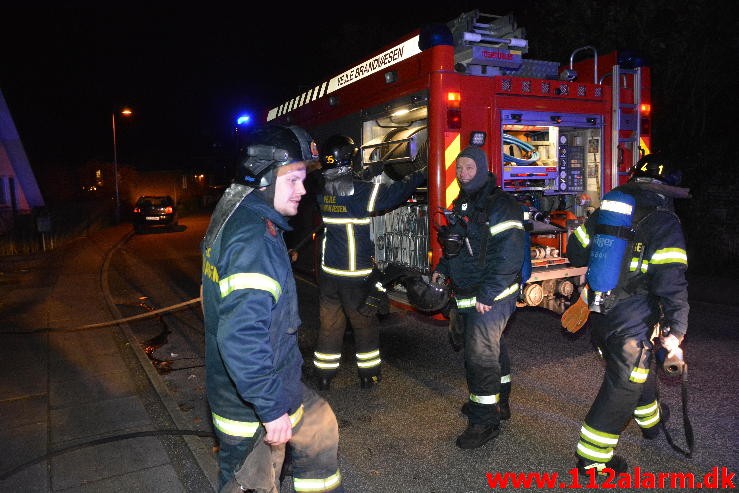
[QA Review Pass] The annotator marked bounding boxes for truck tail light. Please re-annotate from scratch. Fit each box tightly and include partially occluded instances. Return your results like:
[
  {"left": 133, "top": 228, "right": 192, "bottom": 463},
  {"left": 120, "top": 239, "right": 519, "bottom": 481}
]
[{"left": 447, "top": 91, "right": 461, "bottom": 129}]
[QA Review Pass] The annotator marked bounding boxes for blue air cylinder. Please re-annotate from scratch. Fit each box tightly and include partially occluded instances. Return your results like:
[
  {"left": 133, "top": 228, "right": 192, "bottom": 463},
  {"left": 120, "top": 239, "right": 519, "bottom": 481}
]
[{"left": 586, "top": 190, "right": 636, "bottom": 295}]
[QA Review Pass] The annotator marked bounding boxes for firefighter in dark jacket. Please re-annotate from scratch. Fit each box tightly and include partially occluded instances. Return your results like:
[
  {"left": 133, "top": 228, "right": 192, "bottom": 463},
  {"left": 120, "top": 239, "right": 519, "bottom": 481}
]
[
  {"left": 313, "top": 134, "right": 426, "bottom": 390},
  {"left": 202, "top": 124, "right": 343, "bottom": 492},
  {"left": 567, "top": 153, "right": 689, "bottom": 475},
  {"left": 431, "top": 145, "right": 526, "bottom": 449}
]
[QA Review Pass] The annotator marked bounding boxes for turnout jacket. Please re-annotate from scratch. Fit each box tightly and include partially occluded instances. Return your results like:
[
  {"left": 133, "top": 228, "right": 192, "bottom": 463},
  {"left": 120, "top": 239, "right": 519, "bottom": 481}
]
[
  {"left": 202, "top": 192, "right": 303, "bottom": 426},
  {"left": 568, "top": 181, "right": 689, "bottom": 338},
  {"left": 317, "top": 169, "right": 426, "bottom": 278},
  {"left": 435, "top": 177, "right": 526, "bottom": 306}
]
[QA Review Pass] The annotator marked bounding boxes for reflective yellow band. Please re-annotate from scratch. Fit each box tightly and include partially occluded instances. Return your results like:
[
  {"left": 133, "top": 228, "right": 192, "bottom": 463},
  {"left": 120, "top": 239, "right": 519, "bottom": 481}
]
[
  {"left": 367, "top": 183, "right": 380, "bottom": 212},
  {"left": 574, "top": 224, "right": 590, "bottom": 247},
  {"left": 495, "top": 283, "right": 519, "bottom": 301},
  {"left": 629, "top": 366, "right": 649, "bottom": 383},
  {"left": 580, "top": 423, "right": 619, "bottom": 446},
  {"left": 356, "top": 349, "right": 380, "bottom": 360},
  {"left": 211, "top": 405, "right": 304, "bottom": 438},
  {"left": 212, "top": 413, "right": 259, "bottom": 437},
  {"left": 321, "top": 264, "right": 373, "bottom": 277},
  {"left": 577, "top": 441, "right": 614, "bottom": 462},
  {"left": 347, "top": 224, "right": 356, "bottom": 271},
  {"left": 651, "top": 247, "right": 687, "bottom": 265},
  {"left": 501, "top": 374, "right": 511, "bottom": 384},
  {"left": 456, "top": 297, "right": 476, "bottom": 309},
  {"left": 456, "top": 283, "right": 519, "bottom": 309},
  {"left": 357, "top": 357, "right": 381, "bottom": 369},
  {"left": 314, "top": 360, "right": 340, "bottom": 370},
  {"left": 289, "top": 405, "right": 304, "bottom": 427},
  {"left": 634, "top": 412, "right": 660, "bottom": 428},
  {"left": 323, "top": 217, "right": 371, "bottom": 225},
  {"left": 469, "top": 393, "right": 498, "bottom": 405},
  {"left": 356, "top": 350, "right": 381, "bottom": 368},
  {"left": 293, "top": 469, "right": 342, "bottom": 492},
  {"left": 314, "top": 351, "right": 341, "bottom": 361},
  {"left": 629, "top": 258, "right": 649, "bottom": 272},
  {"left": 633, "top": 400, "right": 658, "bottom": 417},
  {"left": 219, "top": 272, "right": 281, "bottom": 302},
  {"left": 489, "top": 220, "right": 523, "bottom": 236}
]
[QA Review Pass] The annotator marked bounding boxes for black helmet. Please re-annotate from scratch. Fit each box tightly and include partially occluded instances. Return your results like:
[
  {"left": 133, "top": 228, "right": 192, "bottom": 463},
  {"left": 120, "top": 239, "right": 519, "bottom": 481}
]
[
  {"left": 630, "top": 153, "right": 682, "bottom": 186},
  {"left": 319, "top": 135, "right": 358, "bottom": 176},
  {"left": 238, "top": 124, "right": 317, "bottom": 188},
  {"left": 404, "top": 275, "right": 450, "bottom": 313}
]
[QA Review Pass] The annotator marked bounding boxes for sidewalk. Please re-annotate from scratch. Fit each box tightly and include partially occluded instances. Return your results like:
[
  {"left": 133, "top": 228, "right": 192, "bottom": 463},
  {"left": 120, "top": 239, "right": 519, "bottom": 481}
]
[{"left": 0, "top": 223, "right": 217, "bottom": 492}]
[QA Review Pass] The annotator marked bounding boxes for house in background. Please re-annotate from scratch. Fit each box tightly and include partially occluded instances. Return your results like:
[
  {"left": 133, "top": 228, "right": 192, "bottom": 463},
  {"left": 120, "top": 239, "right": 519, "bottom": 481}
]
[{"left": 0, "top": 88, "right": 45, "bottom": 233}]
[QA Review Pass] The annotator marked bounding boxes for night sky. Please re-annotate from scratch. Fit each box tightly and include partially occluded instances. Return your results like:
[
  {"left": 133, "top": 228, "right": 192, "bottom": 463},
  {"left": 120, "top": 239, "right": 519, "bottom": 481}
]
[{"left": 2, "top": 4, "right": 525, "bottom": 171}]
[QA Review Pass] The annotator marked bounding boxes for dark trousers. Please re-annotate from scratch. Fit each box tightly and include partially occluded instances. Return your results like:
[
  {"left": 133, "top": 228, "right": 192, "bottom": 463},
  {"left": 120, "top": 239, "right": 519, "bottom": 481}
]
[
  {"left": 315, "top": 272, "right": 380, "bottom": 379},
  {"left": 576, "top": 315, "right": 658, "bottom": 463},
  {"left": 216, "top": 384, "right": 343, "bottom": 492},
  {"left": 459, "top": 296, "right": 516, "bottom": 427}
]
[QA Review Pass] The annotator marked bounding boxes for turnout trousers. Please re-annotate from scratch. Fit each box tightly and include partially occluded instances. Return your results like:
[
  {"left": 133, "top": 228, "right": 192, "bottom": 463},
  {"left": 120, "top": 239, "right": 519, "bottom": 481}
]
[
  {"left": 576, "top": 315, "right": 661, "bottom": 464},
  {"left": 459, "top": 295, "right": 516, "bottom": 427},
  {"left": 314, "top": 272, "right": 381, "bottom": 381},
  {"left": 216, "top": 384, "right": 343, "bottom": 492}
]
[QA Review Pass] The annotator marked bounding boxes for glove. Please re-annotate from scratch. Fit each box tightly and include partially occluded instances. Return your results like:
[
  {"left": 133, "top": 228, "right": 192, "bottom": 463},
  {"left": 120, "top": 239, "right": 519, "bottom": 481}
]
[
  {"left": 357, "top": 281, "right": 389, "bottom": 317},
  {"left": 660, "top": 333, "right": 682, "bottom": 356}
]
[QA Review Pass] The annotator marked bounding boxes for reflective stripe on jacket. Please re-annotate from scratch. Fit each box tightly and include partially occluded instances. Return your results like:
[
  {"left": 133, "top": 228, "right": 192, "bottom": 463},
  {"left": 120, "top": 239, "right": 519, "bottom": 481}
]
[
  {"left": 567, "top": 182, "right": 689, "bottom": 337},
  {"left": 202, "top": 192, "right": 304, "bottom": 426},
  {"left": 435, "top": 178, "right": 526, "bottom": 307},
  {"left": 318, "top": 170, "right": 425, "bottom": 277}
]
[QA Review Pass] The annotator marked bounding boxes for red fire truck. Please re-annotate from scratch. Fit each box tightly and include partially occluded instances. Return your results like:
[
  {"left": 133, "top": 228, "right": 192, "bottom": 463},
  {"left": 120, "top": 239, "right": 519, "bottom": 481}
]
[{"left": 267, "top": 10, "right": 651, "bottom": 315}]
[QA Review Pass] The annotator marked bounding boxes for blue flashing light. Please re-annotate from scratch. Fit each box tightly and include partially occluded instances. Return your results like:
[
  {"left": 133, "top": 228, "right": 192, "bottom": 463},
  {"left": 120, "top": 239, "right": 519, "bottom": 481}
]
[
  {"left": 419, "top": 23, "right": 453, "bottom": 50},
  {"left": 236, "top": 114, "right": 252, "bottom": 126}
]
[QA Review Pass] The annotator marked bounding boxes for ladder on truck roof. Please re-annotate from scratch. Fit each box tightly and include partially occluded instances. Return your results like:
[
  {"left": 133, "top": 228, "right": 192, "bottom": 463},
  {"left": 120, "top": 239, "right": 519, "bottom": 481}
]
[{"left": 610, "top": 65, "right": 643, "bottom": 189}]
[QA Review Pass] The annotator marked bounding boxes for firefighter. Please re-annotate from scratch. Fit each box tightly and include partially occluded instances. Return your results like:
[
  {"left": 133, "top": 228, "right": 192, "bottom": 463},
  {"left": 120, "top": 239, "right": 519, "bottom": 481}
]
[
  {"left": 313, "top": 134, "right": 426, "bottom": 390},
  {"left": 201, "top": 124, "right": 344, "bottom": 492},
  {"left": 567, "top": 153, "right": 689, "bottom": 474},
  {"left": 431, "top": 145, "right": 526, "bottom": 449}
]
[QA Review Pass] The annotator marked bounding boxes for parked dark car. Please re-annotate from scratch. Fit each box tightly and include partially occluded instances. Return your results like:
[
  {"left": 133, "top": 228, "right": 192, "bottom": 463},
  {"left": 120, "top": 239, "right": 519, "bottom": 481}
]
[{"left": 132, "top": 195, "right": 178, "bottom": 233}]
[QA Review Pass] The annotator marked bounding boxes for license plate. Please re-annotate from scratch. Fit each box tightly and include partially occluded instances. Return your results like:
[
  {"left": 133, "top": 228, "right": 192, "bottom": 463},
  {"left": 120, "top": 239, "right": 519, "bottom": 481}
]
[{"left": 146, "top": 216, "right": 160, "bottom": 221}]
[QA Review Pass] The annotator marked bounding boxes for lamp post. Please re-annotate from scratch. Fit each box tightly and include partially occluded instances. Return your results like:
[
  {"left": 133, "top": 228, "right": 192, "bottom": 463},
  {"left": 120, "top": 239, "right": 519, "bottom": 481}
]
[{"left": 112, "top": 107, "right": 133, "bottom": 223}]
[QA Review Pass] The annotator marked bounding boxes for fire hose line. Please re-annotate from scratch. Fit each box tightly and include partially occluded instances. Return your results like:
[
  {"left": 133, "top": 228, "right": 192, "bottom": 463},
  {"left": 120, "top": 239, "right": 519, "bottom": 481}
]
[
  {"left": 0, "top": 429, "right": 215, "bottom": 481},
  {"left": 0, "top": 297, "right": 202, "bottom": 335}
]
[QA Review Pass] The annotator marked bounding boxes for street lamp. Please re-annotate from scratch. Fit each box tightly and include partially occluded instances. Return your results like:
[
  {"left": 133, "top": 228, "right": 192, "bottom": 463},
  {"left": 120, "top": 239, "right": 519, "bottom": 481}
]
[{"left": 112, "top": 107, "right": 133, "bottom": 223}]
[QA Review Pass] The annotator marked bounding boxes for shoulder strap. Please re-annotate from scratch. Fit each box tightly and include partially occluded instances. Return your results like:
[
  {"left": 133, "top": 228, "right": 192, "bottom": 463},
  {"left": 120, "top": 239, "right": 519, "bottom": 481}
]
[
  {"left": 612, "top": 205, "right": 679, "bottom": 300},
  {"left": 203, "top": 183, "right": 254, "bottom": 253},
  {"left": 476, "top": 190, "right": 501, "bottom": 267}
]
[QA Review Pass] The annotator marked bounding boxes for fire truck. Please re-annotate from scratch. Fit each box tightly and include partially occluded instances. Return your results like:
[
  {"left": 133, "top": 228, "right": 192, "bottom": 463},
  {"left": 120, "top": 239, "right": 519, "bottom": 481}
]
[{"left": 266, "top": 10, "right": 651, "bottom": 316}]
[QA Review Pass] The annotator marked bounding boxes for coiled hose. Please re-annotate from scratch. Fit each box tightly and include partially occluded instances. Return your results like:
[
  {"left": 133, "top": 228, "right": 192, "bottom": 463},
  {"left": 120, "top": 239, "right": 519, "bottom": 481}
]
[{"left": 503, "top": 133, "right": 540, "bottom": 165}]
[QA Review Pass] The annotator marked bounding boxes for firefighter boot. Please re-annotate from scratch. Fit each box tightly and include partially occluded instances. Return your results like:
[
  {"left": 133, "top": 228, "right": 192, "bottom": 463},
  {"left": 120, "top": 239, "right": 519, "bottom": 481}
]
[
  {"left": 314, "top": 368, "right": 335, "bottom": 391},
  {"left": 455, "top": 422, "right": 500, "bottom": 449},
  {"left": 642, "top": 402, "right": 670, "bottom": 439},
  {"left": 460, "top": 402, "right": 510, "bottom": 420},
  {"left": 360, "top": 372, "right": 381, "bottom": 389},
  {"left": 577, "top": 455, "right": 628, "bottom": 476},
  {"left": 499, "top": 382, "right": 512, "bottom": 420}
]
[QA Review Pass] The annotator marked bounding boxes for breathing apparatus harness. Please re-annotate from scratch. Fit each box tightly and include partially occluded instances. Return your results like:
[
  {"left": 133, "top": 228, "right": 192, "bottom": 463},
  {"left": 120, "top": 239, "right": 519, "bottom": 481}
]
[{"left": 436, "top": 186, "right": 531, "bottom": 292}]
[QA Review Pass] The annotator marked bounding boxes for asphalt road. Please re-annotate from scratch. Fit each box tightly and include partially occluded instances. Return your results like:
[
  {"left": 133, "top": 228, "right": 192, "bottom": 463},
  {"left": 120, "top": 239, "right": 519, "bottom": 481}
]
[{"left": 112, "top": 211, "right": 738, "bottom": 492}]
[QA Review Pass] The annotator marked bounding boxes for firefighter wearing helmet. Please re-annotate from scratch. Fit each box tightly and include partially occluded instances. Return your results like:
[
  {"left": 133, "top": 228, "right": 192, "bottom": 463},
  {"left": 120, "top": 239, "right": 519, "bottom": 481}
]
[
  {"left": 566, "top": 152, "right": 690, "bottom": 475},
  {"left": 312, "top": 134, "right": 427, "bottom": 390},
  {"left": 202, "top": 124, "right": 344, "bottom": 492}
]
